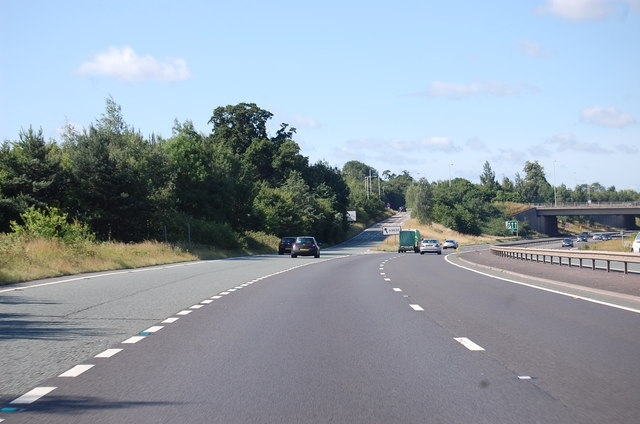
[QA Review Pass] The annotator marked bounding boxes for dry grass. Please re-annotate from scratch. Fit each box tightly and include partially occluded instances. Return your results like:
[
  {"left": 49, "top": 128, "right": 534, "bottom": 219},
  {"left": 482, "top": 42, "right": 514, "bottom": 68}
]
[
  {"left": 579, "top": 237, "right": 635, "bottom": 253},
  {"left": 374, "top": 217, "right": 513, "bottom": 252},
  {"left": 0, "top": 237, "right": 198, "bottom": 285}
]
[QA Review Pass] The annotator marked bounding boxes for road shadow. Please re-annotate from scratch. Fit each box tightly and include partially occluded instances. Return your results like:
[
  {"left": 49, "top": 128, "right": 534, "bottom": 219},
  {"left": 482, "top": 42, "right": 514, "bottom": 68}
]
[
  {"left": 0, "top": 295, "right": 109, "bottom": 341},
  {"left": 3, "top": 395, "right": 185, "bottom": 417}
]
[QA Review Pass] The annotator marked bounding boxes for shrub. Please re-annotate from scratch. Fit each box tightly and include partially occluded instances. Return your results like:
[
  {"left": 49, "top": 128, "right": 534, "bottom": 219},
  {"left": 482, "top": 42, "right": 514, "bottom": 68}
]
[{"left": 10, "top": 206, "right": 95, "bottom": 244}]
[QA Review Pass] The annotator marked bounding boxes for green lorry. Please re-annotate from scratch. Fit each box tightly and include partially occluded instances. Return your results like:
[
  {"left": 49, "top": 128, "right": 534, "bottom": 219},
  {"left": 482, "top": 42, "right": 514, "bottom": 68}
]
[{"left": 398, "top": 229, "right": 420, "bottom": 253}]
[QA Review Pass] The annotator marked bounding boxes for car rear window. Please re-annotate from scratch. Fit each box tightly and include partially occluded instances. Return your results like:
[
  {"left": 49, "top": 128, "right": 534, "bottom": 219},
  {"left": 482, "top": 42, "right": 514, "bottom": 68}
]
[{"left": 296, "top": 237, "right": 314, "bottom": 243}]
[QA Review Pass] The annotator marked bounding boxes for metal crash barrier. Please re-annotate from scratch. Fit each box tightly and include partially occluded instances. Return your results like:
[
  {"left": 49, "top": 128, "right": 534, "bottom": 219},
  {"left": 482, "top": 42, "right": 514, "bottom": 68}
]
[{"left": 491, "top": 246, "right": 640, "bottom": 275}]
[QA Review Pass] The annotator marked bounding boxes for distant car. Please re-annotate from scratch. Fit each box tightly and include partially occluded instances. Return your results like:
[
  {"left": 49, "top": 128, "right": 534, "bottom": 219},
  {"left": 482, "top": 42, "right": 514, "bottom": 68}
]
[
  {"left": 601, "top": 233, "right": 612, "bottom": 241},
  {"left": 420, "top": 239, "right": 442, "bottom": 255},
  {"left": 278, "top": 237, "right": 296, "bottom": 255},
  {"left": 576, "top": 235, "right": 587, "bottom": 242},
  {"left": 561, "top": 238, "right": 574, "bottom": 247},
  {"left": 592, "top": 233, "right": 602, "bottom": 240},
  {"left": 291, "top": 236, "right": 320, "bottom": 258},
  {"left": 632, "top": 233, "right": 640, "bottom": 253},
  {"left": 398, "top": 206, "right": 407, "bottom": 212},
  {"left": 442, "top": 239, "right": 458, "bottom": 249}
]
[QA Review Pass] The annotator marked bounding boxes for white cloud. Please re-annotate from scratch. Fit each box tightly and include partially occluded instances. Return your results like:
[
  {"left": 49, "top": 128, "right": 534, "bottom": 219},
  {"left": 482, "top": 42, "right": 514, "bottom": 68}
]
[
  {"left": 420, "top": 137, "right": 460, "bottom": 152},
  {"left": 518, "top": 40, "right": 548, "bottom": 57},
  {"left": 334, "top": 136, "right": 460, "bottom": 169},
  {"left": 536, "top": 0, "right": 639, "bottom": 21},
  {"left": 492, "top": 148, "right": 528, "bottom": 164},
  {"left": 426, "top": 81, "right": 537, "bottom": 98},
  {"left": 616, "top": 143, "right": 639, "bottom": 154},
  {"left": 293, "top": 115, "right": 321, "bottom": 128},
  {"left": 466, "top": 137, "right": 490, "bottom": 152},
  {"left": 580, "top": 106, "right": 636, "bottom": 128},
  {"left": 75, "top": 46, "right": 191, "bottom": 82},
  {"left": 545, "top": 132, "right": 612, "bottom": 153}
]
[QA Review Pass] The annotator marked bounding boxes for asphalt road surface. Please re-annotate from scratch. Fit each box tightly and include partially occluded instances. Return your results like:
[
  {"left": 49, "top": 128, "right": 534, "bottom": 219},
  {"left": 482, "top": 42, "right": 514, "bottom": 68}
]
[{"left": 2, "top": 217, "right": 639, "bottom": 423}]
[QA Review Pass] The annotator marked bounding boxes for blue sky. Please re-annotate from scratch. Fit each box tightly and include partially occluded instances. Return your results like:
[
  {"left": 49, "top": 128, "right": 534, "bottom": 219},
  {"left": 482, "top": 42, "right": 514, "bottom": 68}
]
[{"left": 1, "top": 0, "right": 639, "bottom": 191}]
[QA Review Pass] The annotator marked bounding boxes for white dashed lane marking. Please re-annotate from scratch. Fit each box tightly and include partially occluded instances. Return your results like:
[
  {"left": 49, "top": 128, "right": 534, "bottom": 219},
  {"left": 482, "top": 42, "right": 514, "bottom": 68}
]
[
  {"left": 162, "top": 317, "right": 179, "bottom": 323},
  {"left": 454, "top": 337, "right": 485, "bottom": 351},
  {"left": 122, "top": 336, "right": 145, "bottom": 344},
  {"left": 143, "top": 326, "right": 164, "bottom": 333},
  {"left": 176, "top": 310, "right": 193, "bottom": 316},
  {"left": 409, "top": 304, "right": 424, "bottom": 311},
  {"left": 393, "top": 288, "right": 402, "bottom": 292},
  {"left": 58, "top": 364, "right": 94, "bottom": 377},
  {"left": 10, "top": 387, "right": 56, "bottom": 404},
  {"left": 95, "top": 349, "right": 123, "bottom": 358}
]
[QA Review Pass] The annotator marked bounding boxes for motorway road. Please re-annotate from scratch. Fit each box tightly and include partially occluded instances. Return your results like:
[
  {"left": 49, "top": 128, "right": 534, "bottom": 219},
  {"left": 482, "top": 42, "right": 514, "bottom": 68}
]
[{"left": 2, "top": 215, "right": 640, "bottom": 423}]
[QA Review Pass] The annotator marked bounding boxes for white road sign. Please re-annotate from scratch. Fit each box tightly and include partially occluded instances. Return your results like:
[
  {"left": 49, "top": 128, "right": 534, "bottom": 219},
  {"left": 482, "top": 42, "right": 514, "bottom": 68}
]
[{"left": 382, "top": 226, "right": 401, "bottom": 235}]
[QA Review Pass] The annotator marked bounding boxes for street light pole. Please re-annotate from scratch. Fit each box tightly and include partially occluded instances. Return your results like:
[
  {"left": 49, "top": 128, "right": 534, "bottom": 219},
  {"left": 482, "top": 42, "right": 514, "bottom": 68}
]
[
  {"left": 449, "top": 163, "right": 453, "bottom": 187},
  {"left": 553, "top": 160, "right": 557, "bottom": 207}
]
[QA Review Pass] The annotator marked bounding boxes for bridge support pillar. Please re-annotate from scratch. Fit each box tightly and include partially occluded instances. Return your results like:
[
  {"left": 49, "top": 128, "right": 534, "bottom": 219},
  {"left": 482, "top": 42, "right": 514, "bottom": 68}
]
[{"left": 542, "top": 215, "right": 559, "bottom": 236}]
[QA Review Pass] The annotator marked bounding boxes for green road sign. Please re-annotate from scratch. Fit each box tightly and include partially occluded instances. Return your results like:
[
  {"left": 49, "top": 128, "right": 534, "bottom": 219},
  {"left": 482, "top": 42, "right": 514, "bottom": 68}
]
[{"left": 505, "top": 220, "right": 518, "bottom": 232}]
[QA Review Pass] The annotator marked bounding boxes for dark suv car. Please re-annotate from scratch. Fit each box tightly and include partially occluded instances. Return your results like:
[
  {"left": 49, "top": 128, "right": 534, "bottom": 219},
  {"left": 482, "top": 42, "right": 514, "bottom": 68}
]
[
  {"left": 278, "top": 237, "right": 296, "bottom": 255},
  {"left": 291, "top": 236, "right": 320, "bottom": 258}
]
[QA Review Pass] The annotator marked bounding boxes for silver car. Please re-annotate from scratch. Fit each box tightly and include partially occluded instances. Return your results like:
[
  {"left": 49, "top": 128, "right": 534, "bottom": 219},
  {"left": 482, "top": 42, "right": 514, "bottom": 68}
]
[
  {"left": 442, "top": 239, "right": 458, "bottom": 249},
  {"left": 420, "top": 239, "right": 442, "bottom": 255}
]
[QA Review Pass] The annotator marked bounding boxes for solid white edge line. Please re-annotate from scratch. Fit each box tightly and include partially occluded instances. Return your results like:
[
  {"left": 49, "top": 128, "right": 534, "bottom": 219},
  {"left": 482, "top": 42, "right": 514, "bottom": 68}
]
[
  {"left": 445, "top": 254, "right": 640, "bottom": 315},
  {"left": 10, "top": 387, "right": 57, "bottom": 404},
  {"left": 95, "top": 348, "right": 123, "bottom": 358},
  {"left": 454, "top": 337, "right": 485, "bottom": 351},
  {"left": 58, "top": 364, "right": 94, "bottom": 377}
]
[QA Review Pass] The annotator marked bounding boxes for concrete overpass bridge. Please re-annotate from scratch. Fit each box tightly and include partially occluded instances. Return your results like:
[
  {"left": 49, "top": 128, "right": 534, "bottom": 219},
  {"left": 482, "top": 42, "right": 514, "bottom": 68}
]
[{"left": 514, "top": 202, "right": 640, "bottom": 236}]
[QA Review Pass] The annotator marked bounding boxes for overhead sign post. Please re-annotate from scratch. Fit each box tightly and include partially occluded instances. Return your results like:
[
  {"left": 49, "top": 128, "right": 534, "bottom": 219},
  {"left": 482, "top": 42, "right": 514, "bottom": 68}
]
[{"left": 382, "top": 226, "right": 401, "bottom": 236}]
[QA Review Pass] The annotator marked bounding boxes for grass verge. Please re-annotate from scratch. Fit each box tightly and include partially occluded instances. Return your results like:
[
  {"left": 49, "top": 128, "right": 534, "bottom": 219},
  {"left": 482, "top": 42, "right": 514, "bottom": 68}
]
[{"left": 0, "top": 231, "right": 282, "bottom": 285}]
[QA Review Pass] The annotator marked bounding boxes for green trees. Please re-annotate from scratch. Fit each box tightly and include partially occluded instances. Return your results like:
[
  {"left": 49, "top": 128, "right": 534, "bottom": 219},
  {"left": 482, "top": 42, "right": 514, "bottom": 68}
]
[
  {"left": 405, "top": 178, "right": 432, "bottom": 223},
  {"left": 3, "top": 98, "right": 639, "bottom": 245},
  {"left": 518, "top": 161, "right": 554, "bottom": 203},
  {"left": 0, "top": 127, "right": 64, "bottom": 232},
  {"left": 62, "top": 99, "right": 174, "bottom": 241}
]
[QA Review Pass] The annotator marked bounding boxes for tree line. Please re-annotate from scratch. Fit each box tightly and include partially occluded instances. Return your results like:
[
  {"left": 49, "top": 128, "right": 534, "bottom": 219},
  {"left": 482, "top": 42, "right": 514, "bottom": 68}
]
[
  {"left": 0, "top": 99, "right": 367, "bottom": 246},
  {"left": 2, "top": 98, "right": 638, "bottom": 244}
]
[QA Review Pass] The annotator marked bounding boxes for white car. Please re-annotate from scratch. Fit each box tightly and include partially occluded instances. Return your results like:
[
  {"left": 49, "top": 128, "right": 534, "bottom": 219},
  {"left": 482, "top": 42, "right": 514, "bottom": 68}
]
[
  {"left": 420, "top": 239, "right": 442, "bottom": 255},
  {"left": 633, "top": 233, "right": 640, "bottom": 253}
]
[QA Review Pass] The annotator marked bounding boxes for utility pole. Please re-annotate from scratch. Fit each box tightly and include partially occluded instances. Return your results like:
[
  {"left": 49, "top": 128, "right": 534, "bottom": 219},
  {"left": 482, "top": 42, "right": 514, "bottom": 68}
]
[{"left": 553, "top": 160, "right": 557, "bottom": 207}]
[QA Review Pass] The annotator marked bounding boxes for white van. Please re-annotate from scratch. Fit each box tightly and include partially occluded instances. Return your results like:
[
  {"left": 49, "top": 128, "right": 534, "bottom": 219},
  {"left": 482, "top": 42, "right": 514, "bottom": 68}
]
[{"left": 633, "top": 233, "right": 640, "bottom": 253}]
